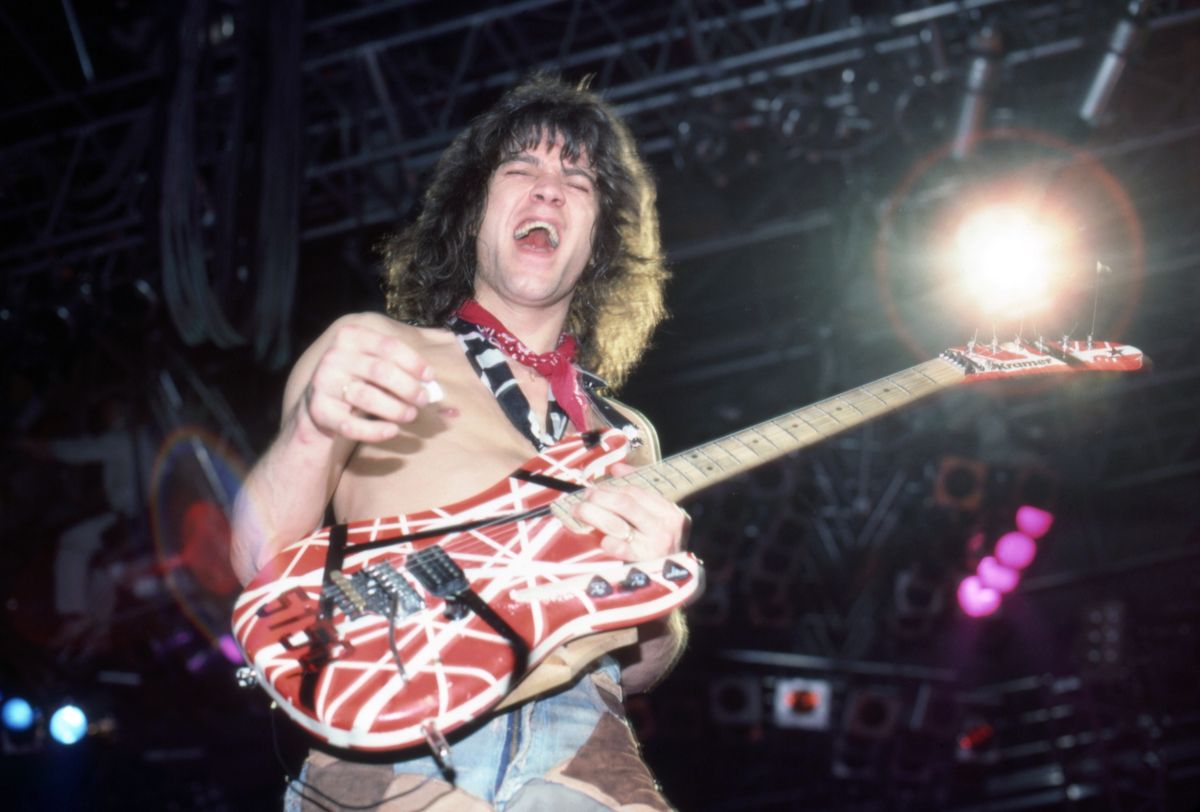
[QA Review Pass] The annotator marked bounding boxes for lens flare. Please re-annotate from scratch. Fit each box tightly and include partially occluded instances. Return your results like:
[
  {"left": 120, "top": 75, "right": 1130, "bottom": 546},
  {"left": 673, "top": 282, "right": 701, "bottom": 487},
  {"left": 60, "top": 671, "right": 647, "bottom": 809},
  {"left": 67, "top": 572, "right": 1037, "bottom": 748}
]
[
  {"left": 49, "top": 704, "right": 87, "bottom": 745},
  {"left": 995, "top": 531, "right": 1038, "bottom": 570},
  {"left": 954, "top": 205, "right": 1059, "bottom": 318},
  {"left": 1015, "top": 505, "right": 1055, "bottom": 539},
  {"left": 957, "top": 575, "right": 1001, "bottom": 618},
  {"left": 2, "top": 697, "right": 35, "bottom": 731},
  {"left": 150, "top": 427, "right": 247, "bottom": 646},
  {"left": 977, "top": 555, "right": 1020, "bottom": 593}
]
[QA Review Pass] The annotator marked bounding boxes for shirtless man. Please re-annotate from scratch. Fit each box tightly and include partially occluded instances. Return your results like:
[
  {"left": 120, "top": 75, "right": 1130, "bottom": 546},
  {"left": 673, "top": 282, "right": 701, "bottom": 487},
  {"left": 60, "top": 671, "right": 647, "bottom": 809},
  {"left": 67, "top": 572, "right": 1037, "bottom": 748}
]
[{"left": 231, "top": 75, "right": 689, "bottom": 810}]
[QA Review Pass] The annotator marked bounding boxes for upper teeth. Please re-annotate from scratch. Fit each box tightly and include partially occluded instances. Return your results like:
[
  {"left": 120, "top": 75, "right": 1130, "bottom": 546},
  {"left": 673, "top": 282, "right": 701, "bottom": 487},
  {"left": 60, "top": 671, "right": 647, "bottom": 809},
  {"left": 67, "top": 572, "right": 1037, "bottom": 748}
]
[{"left": 514, "top": 221, "right": 559, "bottom": 248}]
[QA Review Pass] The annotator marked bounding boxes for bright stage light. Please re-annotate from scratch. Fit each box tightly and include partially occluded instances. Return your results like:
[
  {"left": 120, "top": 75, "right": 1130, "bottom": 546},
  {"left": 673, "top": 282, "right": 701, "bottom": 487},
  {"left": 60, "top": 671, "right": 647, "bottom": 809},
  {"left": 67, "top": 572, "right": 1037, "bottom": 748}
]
[
  {"left": 48, "top": 704, "right": 87, "bottom": 745},
  {"left": 2, "top": 697, "right": 35, "bottom": 732},
  {"left": 995, "top": 531, "right": 1038, "bottom": 570},
  {"left": 957, "top": 575, "right": 1001, "bottom": 618},
  {"left": 977, "top": 556, "right": 1019, "bottom": 594},
  {"left": 1015, "top": 505, "right": 1054, "bottom": 539},
  {"left": 953, "top": 205, "right": 1060, "bottom": 318}
]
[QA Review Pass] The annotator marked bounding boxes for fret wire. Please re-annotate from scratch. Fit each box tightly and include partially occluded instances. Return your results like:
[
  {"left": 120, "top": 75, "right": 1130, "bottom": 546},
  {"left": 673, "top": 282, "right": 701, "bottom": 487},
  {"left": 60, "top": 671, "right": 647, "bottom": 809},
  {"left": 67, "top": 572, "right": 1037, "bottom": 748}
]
[
  {"left": 745, "top": 426, "right": 782, "bottom": 450},
  {"left": 914, "top": 361, "right": 954, "bottom": 385},
  {"left": 810, "top": 403, "right": 844, "bottom": 425},
  {"left": 777, "top": 414, "right": 816, "bottom": 441},
  {"left": 728, "top": 432, "right": 763, "bottom": 458},
  {"left": 824, "top": 396, "right": 866, "bottom": 418},
  {"left": 854, "top": 385, "right": 897, "bottom": 408},
  {"left": 715, "top": 436, "right": 753, "bottom": 462},
  {"left": 693, "top": 444, "right": 734, "bottom": 472},
  {"left": 838, "top": 390, "right": 880, "bottom": 412},
  {"left": 880, "top": 374, "right": 914, "bottom": 396},
  {"left": 629, "top": 468, "right": 671, "bottom": 496},
  {"left": 891, "top": 370, "right": 934, "bottom": 392},
  {"left": 783, "top": 413, "right": 824, "bottom": 439},
  {"left": 858, "top": 385, "right": 892, "bottom": 408},
  {"left": 862, "top": 380, "right": 908, "bottom": 404},
  {"left": 650, "top": 465, "right": 690, "bottom": 493},
  {"left": 691, "top": 449, "right": 730, "bottom": 479},
  {"left": 681, "top": 452, "right": 719, "bottom": 479},
  {"left": 661, "top": 458, "right": 698, "bottom": 485},
  {"left": 798, "top": 411, "right": 832, "bottom": 436},
  {"left": 761, "top": 421, "right": 800, "bottom": 444}
]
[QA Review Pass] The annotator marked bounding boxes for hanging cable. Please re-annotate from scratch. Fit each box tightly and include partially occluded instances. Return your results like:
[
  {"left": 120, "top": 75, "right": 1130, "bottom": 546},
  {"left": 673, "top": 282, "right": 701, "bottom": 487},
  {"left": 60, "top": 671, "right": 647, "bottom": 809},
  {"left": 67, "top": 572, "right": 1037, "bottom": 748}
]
[
  {"left": 160, "top": 0, "right": 244, "bottom": 350},
  {"left": 252, "top": 0, "right": 303, "bottom": 369}
]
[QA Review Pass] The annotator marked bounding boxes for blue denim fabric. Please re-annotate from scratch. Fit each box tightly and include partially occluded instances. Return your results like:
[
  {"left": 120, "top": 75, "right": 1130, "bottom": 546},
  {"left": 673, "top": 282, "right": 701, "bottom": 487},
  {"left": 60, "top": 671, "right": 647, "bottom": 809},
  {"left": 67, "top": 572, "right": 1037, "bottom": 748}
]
[{"left": 284, "top": 656, "right": 621, "bottom": 811}]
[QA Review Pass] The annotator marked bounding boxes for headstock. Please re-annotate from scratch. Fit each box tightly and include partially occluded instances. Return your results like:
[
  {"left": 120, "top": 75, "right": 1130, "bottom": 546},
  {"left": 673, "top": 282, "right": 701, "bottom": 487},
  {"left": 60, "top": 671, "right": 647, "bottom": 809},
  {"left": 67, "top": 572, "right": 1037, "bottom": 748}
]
[{"left": 943, "top": 337, "right": 1146, "bottom": 382}]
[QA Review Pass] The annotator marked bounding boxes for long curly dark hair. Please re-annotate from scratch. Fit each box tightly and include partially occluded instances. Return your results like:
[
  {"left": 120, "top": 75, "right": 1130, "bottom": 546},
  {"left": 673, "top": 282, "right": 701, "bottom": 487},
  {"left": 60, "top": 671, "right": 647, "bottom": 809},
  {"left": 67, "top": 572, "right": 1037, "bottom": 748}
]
[{"left": 381, "top": 74, "right": 667, "bottom": 389}]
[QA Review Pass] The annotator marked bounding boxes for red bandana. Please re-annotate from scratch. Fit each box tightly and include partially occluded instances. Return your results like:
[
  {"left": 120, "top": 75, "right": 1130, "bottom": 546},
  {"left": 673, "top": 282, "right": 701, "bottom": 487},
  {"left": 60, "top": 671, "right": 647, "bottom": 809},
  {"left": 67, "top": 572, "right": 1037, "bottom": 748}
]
[{"left": 455, "top": 300, "right": 590, "bottom": 430}]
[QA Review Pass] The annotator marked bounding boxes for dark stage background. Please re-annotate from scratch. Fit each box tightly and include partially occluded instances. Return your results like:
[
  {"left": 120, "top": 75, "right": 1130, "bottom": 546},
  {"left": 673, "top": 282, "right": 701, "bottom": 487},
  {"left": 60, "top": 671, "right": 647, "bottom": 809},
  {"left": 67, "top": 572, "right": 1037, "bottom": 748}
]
[{"left": 2, "top": 1, "right": 1199, "bottom": 810}]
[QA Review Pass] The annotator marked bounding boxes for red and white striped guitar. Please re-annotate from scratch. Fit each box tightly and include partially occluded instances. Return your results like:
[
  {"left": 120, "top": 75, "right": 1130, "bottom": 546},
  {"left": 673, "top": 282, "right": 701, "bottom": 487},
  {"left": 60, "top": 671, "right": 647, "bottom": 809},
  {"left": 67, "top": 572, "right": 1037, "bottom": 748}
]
[{"left": 232, "top": 337, "right": 1144, "bottom": 751}]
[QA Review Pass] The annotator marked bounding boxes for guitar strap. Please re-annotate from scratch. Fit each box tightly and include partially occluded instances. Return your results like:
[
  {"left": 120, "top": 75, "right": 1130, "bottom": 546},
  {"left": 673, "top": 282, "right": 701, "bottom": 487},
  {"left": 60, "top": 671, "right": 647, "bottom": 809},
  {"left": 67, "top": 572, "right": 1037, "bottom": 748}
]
[{"left": 448, "top": 317, "right": 640, "bottom": 451}]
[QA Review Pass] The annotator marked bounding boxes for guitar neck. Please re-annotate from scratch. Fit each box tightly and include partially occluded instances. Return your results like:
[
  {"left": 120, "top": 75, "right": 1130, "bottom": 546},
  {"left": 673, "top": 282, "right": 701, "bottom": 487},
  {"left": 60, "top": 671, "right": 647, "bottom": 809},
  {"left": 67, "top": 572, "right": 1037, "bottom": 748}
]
[{"left": 620, "top": 357, "right": 966, "bottom": 504}]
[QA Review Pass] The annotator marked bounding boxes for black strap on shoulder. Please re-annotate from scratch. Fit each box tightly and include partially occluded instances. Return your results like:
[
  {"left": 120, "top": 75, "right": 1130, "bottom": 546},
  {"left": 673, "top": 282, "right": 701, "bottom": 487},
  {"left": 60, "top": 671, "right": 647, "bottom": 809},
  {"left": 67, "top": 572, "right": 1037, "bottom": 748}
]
[
  {"left": 449, "top": 317, "right": 568, "bottom": 450},
  {"left": 449, "top": 317, "right": 642, "bottom": 449}
]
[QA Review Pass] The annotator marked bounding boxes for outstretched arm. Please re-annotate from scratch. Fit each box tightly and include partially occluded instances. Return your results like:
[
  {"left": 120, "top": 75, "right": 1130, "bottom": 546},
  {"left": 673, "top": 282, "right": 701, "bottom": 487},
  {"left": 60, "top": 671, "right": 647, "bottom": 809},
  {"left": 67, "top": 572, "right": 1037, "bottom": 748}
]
[{"left": 230, "top": 314, "right": 436, "bottom": 585}]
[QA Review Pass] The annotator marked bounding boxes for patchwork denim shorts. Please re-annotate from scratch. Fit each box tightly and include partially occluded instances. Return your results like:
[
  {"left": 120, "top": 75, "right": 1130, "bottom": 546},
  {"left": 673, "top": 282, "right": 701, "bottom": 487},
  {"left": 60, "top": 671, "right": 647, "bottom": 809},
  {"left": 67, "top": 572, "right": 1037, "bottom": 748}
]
[{"left": 284, "top": 656, "right": 671, "bottom": 811}]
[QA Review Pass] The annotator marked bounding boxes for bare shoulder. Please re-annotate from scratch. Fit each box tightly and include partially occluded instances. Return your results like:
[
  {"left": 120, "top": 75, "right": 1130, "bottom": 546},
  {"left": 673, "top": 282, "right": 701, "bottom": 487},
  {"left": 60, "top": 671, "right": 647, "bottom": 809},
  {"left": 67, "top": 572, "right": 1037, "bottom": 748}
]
[{"left": 600, "top": 395, "right": 662, "bottom": 464}]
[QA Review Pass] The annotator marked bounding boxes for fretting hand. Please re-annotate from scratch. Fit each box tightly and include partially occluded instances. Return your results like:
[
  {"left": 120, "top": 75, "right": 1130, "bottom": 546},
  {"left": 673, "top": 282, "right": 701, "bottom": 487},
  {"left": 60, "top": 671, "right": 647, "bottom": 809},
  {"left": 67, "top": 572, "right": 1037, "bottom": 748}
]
[{"left": 572, "top": 462, "right": 691, "bottom": 562}]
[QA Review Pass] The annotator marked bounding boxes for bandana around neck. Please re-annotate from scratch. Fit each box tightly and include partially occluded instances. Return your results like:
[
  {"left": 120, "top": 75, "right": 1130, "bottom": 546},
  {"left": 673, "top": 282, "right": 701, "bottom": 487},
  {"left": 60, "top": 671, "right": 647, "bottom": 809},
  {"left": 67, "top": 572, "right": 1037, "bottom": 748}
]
[{"left": 453, "top": 300, "right": 591, "bottom": 431}]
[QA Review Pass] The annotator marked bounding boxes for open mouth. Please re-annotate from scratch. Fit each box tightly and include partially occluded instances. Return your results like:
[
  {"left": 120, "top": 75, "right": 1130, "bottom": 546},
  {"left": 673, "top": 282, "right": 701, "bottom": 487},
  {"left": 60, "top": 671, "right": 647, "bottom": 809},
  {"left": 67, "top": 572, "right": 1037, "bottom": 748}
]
[{"left": 513, "top": 220, "right": 560, "bottom": 250}]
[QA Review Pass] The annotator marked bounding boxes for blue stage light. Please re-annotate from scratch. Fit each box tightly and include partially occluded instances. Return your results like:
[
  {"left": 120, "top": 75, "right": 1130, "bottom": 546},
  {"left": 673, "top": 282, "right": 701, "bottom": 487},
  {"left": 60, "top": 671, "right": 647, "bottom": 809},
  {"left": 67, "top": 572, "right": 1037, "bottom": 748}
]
[
  {"left": 49, "top": 704, "right": 87, "bottom": 745},
  {"left": 2, "top": 697, "right": 35, "bottom": 732}
]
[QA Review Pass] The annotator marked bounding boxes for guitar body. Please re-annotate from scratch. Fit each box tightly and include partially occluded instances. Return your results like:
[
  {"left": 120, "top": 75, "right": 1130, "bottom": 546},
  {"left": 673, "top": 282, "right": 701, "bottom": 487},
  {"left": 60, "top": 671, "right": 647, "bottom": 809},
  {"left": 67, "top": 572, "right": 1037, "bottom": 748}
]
[{"left": 232, "top": 429, "right": 703, "bottom": 751}]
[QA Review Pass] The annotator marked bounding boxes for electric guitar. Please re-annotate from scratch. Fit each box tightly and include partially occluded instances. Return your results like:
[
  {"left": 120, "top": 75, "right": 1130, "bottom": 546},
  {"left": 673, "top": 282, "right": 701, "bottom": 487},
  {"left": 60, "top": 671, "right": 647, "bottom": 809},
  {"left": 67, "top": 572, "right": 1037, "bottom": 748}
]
[{"left": 232, "top": 337, "right": 1145, "bottom": 752}]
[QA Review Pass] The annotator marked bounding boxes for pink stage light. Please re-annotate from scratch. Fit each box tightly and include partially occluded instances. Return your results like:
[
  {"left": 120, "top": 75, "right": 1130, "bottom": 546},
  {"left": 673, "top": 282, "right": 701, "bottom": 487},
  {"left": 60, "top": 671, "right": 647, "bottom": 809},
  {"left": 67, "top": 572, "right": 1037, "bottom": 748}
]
[
  {"left": 1015, "top": 505, "right": 1054, "bottom": 539},
  {"left": 977, "top": 556, "right": 1020, "bottom": 593},
  {"left": 957, "top": 575, "right": 1001, "bottom": 618},
  {"left": 995, "top": 531, "right": 1037, "bottom": 570}
]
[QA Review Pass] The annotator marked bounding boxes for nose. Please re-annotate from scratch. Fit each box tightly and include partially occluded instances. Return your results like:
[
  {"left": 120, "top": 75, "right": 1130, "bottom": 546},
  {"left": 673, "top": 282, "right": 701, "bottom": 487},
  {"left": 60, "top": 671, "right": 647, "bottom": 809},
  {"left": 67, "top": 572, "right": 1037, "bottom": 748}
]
[{"left": 530, "top": 172, "right": 565, "bottom": 206}]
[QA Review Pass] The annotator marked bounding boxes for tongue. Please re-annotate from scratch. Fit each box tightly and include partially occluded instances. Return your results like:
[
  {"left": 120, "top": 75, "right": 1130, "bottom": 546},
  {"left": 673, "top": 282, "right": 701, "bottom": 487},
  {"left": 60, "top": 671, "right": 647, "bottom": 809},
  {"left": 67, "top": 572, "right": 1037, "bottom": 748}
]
[{"left": 517, "top": 230, "right": 553, "bottom": 250}]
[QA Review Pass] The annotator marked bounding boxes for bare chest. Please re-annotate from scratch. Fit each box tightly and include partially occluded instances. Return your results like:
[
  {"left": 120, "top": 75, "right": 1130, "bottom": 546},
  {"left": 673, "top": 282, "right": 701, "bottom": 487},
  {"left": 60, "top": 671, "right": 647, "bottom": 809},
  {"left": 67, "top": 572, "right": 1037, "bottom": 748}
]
[{"left": 331, "top": 342, "right": 561, "bottom": 523}]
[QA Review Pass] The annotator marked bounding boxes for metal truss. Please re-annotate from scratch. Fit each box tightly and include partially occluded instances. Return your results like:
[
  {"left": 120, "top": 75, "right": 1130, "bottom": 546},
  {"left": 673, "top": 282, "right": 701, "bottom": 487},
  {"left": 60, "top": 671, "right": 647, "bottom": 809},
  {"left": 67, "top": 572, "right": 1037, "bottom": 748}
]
[
  {"left": 3, "top": 1, "right": 1197, "bottom": 308},
  {"left": 683, "top": 407, "right": 948, "bottom": 660},
  {"left": 2, "top": 0, "right": 1170, "bottom": 276},
  {"left": 296, "top": 0, "right": 1111, "bottom": 241}
]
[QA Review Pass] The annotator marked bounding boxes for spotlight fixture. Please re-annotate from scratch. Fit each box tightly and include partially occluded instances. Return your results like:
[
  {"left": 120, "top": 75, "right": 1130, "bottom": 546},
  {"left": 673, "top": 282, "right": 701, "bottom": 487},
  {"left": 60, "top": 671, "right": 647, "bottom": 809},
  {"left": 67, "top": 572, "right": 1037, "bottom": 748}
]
[
  {"left": 708, "top": 676, "right": 762, "bottom": 725},
  {"left": 952, "top": 25, "right": 1003, "bottom": 160},
  {"left": 772, "top": 678, "right": 832, "bottom": 730},
  {"left": 1079, "top": 0, "right": 1153, "bottom": 128}
]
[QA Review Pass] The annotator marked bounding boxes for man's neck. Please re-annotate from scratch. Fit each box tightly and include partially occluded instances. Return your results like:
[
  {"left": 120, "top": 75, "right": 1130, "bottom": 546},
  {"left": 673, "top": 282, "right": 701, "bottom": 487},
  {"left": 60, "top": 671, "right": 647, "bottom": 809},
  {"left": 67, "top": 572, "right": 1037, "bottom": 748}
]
[{"left": 470, "top": 293, "right": 571, "bottom": 353}]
